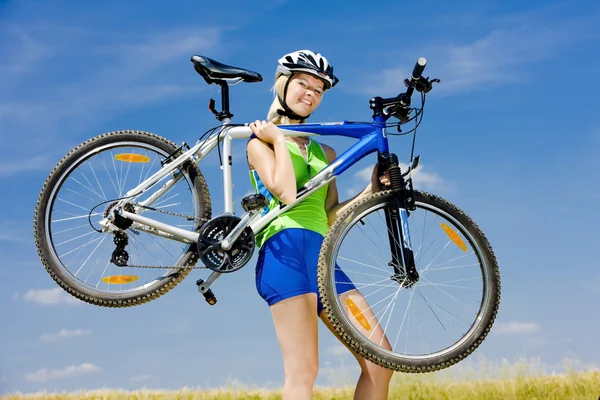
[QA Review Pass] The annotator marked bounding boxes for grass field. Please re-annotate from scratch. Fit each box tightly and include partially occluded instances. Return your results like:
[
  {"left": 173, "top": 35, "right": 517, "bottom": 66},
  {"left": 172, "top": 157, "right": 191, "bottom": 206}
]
[
  {"left": 3, "top": 358, "right": 599, "bottom": 400},
  {"left": 2, "top": 370, "right": 598, "bottom": 400}
]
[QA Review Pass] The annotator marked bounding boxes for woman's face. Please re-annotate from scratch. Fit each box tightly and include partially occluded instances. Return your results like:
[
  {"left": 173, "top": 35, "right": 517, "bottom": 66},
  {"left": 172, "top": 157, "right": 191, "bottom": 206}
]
[{"left": 285, "top": 73, "right": 325, "bottom": 117}]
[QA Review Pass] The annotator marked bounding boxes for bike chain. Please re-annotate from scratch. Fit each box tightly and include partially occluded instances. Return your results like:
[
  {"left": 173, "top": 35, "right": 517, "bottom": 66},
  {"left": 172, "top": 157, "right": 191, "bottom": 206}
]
[{"left": 116, "top": 202, "right": 210, "bottom": 270}]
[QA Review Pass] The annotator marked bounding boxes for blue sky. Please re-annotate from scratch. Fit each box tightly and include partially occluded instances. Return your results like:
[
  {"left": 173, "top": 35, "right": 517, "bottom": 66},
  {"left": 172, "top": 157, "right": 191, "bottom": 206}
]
[{"left": 1, "top": 0, "right": 599, "bottom": 394}]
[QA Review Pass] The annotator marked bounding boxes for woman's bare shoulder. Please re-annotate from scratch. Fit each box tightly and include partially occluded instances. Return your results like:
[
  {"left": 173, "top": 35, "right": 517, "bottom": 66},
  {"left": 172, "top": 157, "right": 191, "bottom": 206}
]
[{"left": 317, "top": 141, "right": 336, "bottom": 163}]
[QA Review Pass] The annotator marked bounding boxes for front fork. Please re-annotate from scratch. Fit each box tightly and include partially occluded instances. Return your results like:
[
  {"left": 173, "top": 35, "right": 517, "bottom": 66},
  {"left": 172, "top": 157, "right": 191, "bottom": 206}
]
[{"left": 378, "top": 152, "right": 419, "bottom": 287}]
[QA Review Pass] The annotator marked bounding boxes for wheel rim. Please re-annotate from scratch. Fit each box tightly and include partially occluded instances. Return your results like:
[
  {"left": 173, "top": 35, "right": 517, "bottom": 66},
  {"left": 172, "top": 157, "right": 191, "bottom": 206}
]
[
  {"left": 44, "top": 141, "right": 201, "bottom": 295},
  {"left": 329, "top": 197, "right": 491, "bottom": 361}
]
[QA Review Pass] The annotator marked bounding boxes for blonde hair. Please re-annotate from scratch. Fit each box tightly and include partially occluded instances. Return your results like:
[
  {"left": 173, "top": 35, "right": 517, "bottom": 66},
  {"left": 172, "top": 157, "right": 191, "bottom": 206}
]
[
  {"left": 267, "top": 73, "right": 328, "bottom": 125},
  {"left": 267, "top": 74, "right": 299, "bottom": 125}
]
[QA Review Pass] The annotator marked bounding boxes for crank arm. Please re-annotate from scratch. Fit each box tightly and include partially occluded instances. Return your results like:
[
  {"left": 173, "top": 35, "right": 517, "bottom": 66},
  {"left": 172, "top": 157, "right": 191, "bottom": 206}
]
[{"left": 220, "top": 210, "right": 261, "bottom": 250}]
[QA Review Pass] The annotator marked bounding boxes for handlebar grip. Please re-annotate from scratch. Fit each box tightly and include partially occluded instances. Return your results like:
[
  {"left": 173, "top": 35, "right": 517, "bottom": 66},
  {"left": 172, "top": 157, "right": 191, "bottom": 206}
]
[{"left": 412, "top": 57, "right": 427, "bottom": 80}]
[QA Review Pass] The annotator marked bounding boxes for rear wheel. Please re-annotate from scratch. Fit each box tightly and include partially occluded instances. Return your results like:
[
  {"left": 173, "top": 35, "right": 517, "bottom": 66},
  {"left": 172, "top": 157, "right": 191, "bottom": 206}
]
[
  {"left": 318, "top": 190, "right": 500, "bottom": 372},
  {"left": 34, "top": 130, "right": 211, "bottom": 307}
]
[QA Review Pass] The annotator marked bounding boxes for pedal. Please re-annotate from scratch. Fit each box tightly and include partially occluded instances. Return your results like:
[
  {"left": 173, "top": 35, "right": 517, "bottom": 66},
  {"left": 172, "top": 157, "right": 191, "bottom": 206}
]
[
  {"left": 196, "top": 279, "right": 217, "bottom": 306},
  {"left": 241, "top": 194, "right": 268, "bottom": 212}
]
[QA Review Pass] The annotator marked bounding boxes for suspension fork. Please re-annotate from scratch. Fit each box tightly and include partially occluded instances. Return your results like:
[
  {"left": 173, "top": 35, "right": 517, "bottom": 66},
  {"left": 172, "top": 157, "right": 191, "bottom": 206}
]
[{"left": 378, "top": 152, "right": 419, "bottom": 286}]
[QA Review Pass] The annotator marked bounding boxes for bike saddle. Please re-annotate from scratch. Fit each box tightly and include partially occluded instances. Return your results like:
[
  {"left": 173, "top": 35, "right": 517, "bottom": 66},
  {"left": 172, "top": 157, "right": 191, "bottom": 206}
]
[{"left": 191, "top": 55, "right": 263, "bottom": 84}]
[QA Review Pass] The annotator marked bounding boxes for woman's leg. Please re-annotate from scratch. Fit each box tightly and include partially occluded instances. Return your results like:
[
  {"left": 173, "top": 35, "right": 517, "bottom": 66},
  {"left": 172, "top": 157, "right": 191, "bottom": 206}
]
[
  {"left": 270, "top": 292, "right": 320, "bottom": 400},
  {"left": 320, "top": 289, "right": 394, "bottom": 400}
]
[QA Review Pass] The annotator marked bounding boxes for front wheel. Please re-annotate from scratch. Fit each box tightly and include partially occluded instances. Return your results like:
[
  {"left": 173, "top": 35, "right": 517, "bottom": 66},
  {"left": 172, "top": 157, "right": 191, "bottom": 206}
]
[{"left": 318, "top": 190, "right": 500, "bottom": 372}]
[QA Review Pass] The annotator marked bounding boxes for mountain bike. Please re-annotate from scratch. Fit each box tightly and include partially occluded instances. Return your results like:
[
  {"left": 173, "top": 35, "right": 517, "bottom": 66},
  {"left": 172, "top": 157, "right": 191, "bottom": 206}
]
[{"left": 34, "top": 55, "right": 500, "bottom": 373}]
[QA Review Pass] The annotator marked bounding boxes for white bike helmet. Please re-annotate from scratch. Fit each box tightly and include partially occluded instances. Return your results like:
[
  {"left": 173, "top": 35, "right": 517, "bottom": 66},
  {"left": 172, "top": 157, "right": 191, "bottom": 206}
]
[
  {"left": 276, "top": 50, "right": 339, "bottom": 90},
  {"left": 274, "top": 50, "right": 339, "bottom": 120}
]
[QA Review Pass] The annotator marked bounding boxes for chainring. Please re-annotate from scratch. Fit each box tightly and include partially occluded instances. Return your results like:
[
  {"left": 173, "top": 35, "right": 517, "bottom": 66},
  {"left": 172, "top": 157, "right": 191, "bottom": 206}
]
[{"left": 197, "top": 215, "right": 255, "bottom": 273}]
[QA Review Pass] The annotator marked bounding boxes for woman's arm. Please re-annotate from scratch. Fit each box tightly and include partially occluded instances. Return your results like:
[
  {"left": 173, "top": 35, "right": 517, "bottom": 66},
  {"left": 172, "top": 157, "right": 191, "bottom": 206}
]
[
  {"left": 322, "top": 144, "right": 389, "bottom": 226},
  {"left": 247, "top": 121, "right": 297, "bottom": 205}
]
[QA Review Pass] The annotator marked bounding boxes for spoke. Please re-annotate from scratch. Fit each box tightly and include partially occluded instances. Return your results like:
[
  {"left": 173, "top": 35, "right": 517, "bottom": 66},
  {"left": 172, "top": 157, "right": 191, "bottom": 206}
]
[
  {"left": 142, "top": 152, "right": 159, "bottom": 183},
  {"left": 119, "top": 147, "right": 134, "bottom": 197},
  {"left": 88, "top": 161, "right": 107, "bottom": 201},
  {"left": 100, "top": 152, "right": 120, "bottom": 196},
  {"left": 377, "top": 285, "right": 402, "bottom": 345},
  {"left": 357, "top": 287, "right": 406, "bottom": 321},
  {"left": 64, "top": 187, "right": 97, "bottom": 203},
  {"left": 356, "top": 223, "right": 385, "bottom": 255},
  {"left": 69, "top": 176, "right": 105, "bottom": 200},
  {"left": 433, "top": 251, "right": 476, "bottom": 268},
  {"left": 376, "top": 208, "right": 405, "bottom": 256},
  {"left": 95, "top": 259, "right": 112, "bottom": 288},
  {"left": 415, "top": 211, "right": 439, "bottom": 262},
  {"left": 74, "top": 235, "right": 108, "bottom": 276},
  {"left": 417, "top": 288, "right": 472, "bottom": 328},
  {"left": 52, "top": 213, "right": 102, "bottom": 223},
  {"left": 416, "top": 288, "right": 447, "bottom": 331},
  {"left": 59, "top": 235, "right": 105, "bottom": 258},
  {"left": 338, "top": 256, "right": 389, "bottom": 274},
  {"left": 129, "top": 234, "right": 167, "bottom": 267},
  {"left": 144, "top": 231, "right": 179, "bottom": 260},
  {"left": 366, "top": 210, "right": 390, "bottom": 245},
  {"left": 78, "top": 169, "right": 106, "bottom": 202},
  {"left": 153, "top": 191, "right": 181, "bottom": 207},
  {"left": 84, "top": 258, "right": 101, "bottom": 283},
  {"left": 420, "top": 241, "right": 452, "bottom": 275},
  {"left": 411, "top": 300, "right": 431, "bottom": 355},
  {"left": 56, "top": 198, "right": 94, "bottom": 213},
  {"left": 419, "top": 276, "right": 481, "bottom": 313},
  {"left": 54, "top": 230, "right": 98, "bottom": 247},
  {"left": 110, "top": 149, "right": 122, "bottom": 197},
  {"left": 423, "top": 263, "right": 480, "bottom": 272},
  {"left": 419, "top": 276, "right": 482, "bottom": 286},
  {"left": 137, "top": 149, "right": 148, "bottom": 186},
  {"left": 346, "top": 281, "right": 400, "bottom": 289},
  {"left": 53, "top": 223, "right": 90, "bottom": 235},
  {"left": 393, "top": 285, "right": 418, "bottom": 351}
]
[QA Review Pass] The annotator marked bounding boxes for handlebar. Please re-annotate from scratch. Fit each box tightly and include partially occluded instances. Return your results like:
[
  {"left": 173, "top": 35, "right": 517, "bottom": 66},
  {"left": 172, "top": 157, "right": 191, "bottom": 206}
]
[
  {"left": 412, "top": 57, "right": 427, "bottom": 80},
  {"left": 369, "top": 57, "right": 438, "bottom": 121}
]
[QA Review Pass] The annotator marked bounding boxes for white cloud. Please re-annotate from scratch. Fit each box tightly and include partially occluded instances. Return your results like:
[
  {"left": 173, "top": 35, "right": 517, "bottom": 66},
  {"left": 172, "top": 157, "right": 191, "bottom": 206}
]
[
  {"left": 0, "top": 219, "right": 32, "bottom": 243},
  {"left": 25, "top": 363, "right": 101, "bottom": 382},
  {"left": 495, "top": 321, "right": 541, "bottom": 335},
  {"left": 0, "top": 154, "right": 58, "bottom": 179},
  {"left": 0, "top": 25, "right": 221, "bottom": 172},
  {"left": 326, "top": 344, "right": 349, "bottom": 357},
  {"left": 40, "top": 328, "right": 91, "bottom": 342},
  {"left": 129, "top": 374, "right": 154, "bottom": 382},
  {"left": 355, "top": 13, "right": 599, "bottom": 96},
  {"left": 22, "top": 288, "right": 81, "bottom": 306},
  {"left": 346, "top": 162, "right": 444, "bottom": 196}
]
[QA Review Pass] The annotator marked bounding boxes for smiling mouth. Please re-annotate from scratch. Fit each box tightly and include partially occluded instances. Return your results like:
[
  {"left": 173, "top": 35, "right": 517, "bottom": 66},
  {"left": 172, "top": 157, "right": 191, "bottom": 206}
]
[{"left": 299, "top": 98, "right": 312, "bottom": 106}]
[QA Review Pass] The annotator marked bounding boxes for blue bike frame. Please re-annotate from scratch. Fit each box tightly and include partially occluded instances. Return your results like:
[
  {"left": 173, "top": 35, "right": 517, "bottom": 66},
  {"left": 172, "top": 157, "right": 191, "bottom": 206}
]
[{"left": 223, "top": 117, "right": 388, "bottom": 235}]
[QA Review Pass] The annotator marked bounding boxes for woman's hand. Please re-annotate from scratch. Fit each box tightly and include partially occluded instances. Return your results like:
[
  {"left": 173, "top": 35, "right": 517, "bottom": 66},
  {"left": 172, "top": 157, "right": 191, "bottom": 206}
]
[
  {"left": 371, "top": 164, "right": 391, "bottom": 192},
  {"left": 249, "top": 120, "right": 284, "bottom": 145}
]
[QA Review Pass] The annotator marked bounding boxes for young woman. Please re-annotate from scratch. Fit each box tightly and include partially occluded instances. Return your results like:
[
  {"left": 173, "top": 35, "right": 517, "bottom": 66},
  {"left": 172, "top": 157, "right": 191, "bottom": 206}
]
[{"left": 247, "top": 50, "right": 394, "bottom": 400}]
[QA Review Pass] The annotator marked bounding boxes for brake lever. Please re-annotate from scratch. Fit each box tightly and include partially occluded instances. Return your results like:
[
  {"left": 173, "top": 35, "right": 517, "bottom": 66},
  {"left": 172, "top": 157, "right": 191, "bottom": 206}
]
[{"left": 410, "top": 77, "right": 441, "bottom": 93}]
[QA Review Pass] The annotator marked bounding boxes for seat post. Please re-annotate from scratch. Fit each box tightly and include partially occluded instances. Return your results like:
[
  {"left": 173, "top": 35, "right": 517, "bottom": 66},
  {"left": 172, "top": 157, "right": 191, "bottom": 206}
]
[{"left": 216, "top": 82, "right": 233, "bottom": 121}]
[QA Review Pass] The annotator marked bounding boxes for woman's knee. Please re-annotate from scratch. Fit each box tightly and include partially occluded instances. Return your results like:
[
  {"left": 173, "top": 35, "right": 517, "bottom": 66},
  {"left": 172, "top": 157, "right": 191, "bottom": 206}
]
[
  {"left": 362, "top": 362, "right": 394, "bottom": 385},
  {"left": 285, "top": 361, "right": 319, "bottom": 386}
]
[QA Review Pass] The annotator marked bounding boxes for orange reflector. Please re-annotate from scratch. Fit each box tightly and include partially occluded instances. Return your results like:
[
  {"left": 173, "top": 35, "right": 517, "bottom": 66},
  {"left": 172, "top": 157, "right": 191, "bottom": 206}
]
[
  {"left": 441, "top": 223, "right": 468, "bottom": 252},
  {"left": 101, "top": 275, "right": 139, "bottom": 284},
  {"left": 114, "top": 154, "right": 150, "bottom": 163},
  {"left": 346, "top": 298, "right": 371, "bottom": 331}
]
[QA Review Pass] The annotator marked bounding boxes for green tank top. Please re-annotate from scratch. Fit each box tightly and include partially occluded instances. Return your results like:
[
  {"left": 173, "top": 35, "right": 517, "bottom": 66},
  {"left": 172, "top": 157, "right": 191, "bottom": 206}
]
[{"left": 249, "top": 138, "right": 330, "bottom": 248}]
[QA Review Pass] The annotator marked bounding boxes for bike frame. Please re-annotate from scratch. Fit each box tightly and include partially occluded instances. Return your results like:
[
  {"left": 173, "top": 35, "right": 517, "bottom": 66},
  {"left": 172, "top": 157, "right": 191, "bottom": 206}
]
[
  {"left": 101, "top": 115, "right": 411, "bottom": 292},
  {"left": 106, "top": 118, "right": 389, "bottom": 239}
]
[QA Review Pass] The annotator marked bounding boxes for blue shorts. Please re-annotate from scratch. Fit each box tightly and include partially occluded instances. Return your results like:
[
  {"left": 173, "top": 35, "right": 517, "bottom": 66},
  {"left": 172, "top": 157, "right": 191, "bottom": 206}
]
[{"left": 255, "top": 228, "right": 356, "bottom": 315}]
